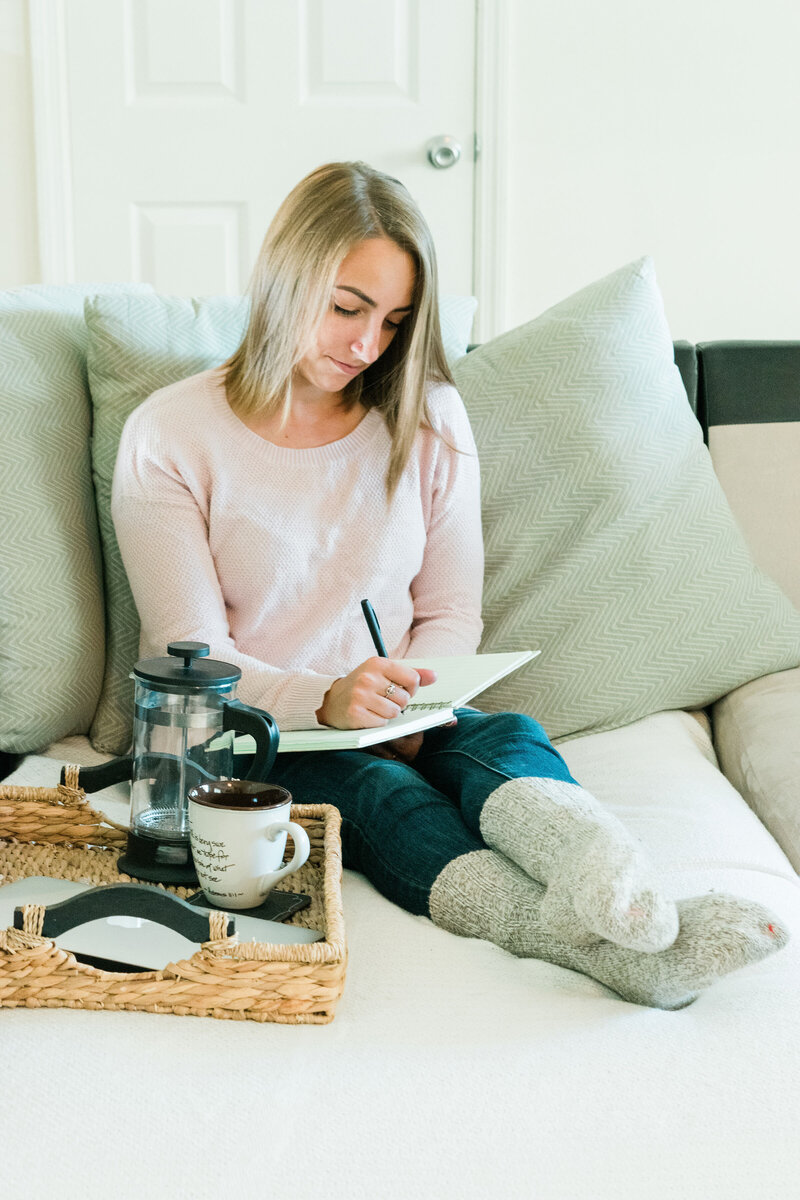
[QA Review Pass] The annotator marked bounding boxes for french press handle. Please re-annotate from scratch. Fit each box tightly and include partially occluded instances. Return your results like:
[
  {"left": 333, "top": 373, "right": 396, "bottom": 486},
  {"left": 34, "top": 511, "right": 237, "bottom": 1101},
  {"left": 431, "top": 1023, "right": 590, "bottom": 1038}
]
[{"left": 222, "top": 699, "right": 280, "bottom": 780}]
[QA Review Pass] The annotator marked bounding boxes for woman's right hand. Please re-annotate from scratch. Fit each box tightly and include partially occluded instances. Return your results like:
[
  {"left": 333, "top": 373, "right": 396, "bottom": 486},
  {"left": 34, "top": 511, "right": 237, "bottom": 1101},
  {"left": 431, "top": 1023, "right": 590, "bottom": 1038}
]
[{"left": 316, "top": 657, "right": 436, "bottom": 729}]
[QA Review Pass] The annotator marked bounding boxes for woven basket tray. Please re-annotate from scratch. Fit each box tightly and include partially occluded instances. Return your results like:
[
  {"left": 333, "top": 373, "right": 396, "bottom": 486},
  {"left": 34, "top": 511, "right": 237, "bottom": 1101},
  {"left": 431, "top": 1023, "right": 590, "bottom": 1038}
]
[{"left": 0, "top": 770, "right": 346, "bottom": 1023}]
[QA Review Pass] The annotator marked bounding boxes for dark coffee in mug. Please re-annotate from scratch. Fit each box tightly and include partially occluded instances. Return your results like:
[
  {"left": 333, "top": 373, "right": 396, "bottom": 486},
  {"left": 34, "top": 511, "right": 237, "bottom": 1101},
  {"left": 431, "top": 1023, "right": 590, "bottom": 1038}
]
[{"left": 188, "top": 780, "right": 291, "bottom": 810}]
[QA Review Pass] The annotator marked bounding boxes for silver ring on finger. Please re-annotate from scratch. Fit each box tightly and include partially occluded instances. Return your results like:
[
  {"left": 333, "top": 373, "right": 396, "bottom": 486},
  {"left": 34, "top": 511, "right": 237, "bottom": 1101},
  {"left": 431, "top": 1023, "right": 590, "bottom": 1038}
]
[{"left": 384, "top": 682, "right": 397, "bottom": 698}]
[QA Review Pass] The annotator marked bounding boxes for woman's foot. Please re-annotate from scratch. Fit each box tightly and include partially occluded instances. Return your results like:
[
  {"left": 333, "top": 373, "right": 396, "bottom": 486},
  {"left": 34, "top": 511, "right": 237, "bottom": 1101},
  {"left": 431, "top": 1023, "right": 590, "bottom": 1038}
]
[
  {"left": 539, "top": 826, "right": 680, "bottom": 951},
  {"left": 429, "top": 850, "right": 789, "bottom": 1009},
  {"left": 480, "top": 777, "right": 679, "bottom": 951},
  {"left": 572, "top": 890, "right": 789, "bottom": 1009}
]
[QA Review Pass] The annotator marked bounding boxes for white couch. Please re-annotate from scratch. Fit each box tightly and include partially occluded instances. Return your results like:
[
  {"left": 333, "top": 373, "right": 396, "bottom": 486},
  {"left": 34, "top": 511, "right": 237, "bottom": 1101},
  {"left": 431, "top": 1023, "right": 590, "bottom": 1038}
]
[
  {"left": 2, "top": 277, "right": 800, "bottom": 1199},
  {"left": 5, "top": 707, "right": 799, "bottom": 1199}
]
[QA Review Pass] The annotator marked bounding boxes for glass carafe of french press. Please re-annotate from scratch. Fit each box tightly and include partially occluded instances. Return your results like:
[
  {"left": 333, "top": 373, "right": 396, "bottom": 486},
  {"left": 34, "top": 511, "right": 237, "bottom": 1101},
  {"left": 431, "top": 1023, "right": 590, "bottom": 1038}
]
[{"left": 65, "top": 642, "right": 279, "bottom": 884}]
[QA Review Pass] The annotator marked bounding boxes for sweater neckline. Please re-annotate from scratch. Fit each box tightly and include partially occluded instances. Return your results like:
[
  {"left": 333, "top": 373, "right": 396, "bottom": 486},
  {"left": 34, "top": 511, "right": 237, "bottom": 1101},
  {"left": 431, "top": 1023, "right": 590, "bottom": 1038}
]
[{"left": 206, "top": 369, "right": 385, "bottom": 464}]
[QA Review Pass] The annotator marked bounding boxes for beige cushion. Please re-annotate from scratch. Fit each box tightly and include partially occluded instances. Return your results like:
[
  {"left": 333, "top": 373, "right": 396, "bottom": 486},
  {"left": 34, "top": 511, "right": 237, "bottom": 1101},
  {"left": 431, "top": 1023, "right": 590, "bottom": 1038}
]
[
  {"left": 713, "top": 667, "right": 800, "bottom": 873},
  {"left": 709, "top": 422, "right": 800, "bottom": 611}
]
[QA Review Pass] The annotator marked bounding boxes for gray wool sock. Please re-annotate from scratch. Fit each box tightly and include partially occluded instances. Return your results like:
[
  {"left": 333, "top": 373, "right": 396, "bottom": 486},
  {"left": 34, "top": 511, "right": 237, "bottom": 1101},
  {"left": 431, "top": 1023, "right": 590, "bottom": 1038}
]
[
  {"left": 428, "top": 850, "right": 789, "bottom": 1010},
  {"left": 479, "top": 776, "right": 679, "bottom": 952}
]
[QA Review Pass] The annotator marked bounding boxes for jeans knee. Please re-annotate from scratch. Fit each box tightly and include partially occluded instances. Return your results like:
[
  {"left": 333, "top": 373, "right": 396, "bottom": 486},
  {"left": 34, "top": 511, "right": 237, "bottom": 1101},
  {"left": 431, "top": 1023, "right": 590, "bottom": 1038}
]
[
  {"left": 443, "top": 709, "right": 573, "bottom": 785},
  {"left": 481, "top": 709, "right": 552, "bottom": 748}
]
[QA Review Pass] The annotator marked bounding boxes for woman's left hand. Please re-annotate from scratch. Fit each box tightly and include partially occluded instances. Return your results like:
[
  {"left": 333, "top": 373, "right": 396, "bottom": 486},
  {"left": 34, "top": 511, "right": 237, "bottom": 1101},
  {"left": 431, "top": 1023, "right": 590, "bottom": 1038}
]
[
  {"left": 366, "top": 716, "right": 458, "bottom": 764},
  {"left": 367, "top": 732, "right": 425, "bottom": 763}
]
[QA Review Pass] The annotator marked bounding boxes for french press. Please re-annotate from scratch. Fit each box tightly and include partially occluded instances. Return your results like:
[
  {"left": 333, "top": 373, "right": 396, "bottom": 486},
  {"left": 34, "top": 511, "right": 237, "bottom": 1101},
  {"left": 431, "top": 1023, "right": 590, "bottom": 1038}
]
[{"left": 63, "top": 642, "right": 279, "bottom": 884}]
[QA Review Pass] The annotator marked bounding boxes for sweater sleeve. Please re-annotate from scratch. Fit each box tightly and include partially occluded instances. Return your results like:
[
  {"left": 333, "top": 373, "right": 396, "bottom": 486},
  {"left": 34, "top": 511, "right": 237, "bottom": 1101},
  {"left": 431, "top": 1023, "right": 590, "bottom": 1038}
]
[
  {"left": 111, "top": 414, "right": 339, "bottom": 731},
  {"left": 404, "top": 385, "right": 484, "bottom": 657}
]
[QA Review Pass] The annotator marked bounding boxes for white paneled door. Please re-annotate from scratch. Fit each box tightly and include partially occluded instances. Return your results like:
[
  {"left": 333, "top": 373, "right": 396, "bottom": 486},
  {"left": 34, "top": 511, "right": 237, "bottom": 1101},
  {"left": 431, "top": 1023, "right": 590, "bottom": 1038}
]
[{"left": 34, "top": 0, "right": 478, "bottom": 296}]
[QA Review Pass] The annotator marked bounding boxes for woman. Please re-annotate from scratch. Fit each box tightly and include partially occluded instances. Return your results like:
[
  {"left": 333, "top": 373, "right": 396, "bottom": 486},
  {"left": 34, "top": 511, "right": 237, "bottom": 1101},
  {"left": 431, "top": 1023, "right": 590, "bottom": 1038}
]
[{"left": 112, "top": 161, "right": 786, "bottom": 1008}]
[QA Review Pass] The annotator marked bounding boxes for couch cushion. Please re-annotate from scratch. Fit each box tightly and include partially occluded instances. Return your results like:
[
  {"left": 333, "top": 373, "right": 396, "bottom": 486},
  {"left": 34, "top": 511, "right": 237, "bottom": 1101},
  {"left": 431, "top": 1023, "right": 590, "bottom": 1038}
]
[
  {"left": 4, "top": 718, "right": 799, "bottom": 1200},
  {"left": 1, "top": 862, "right": 798, "bottom": 1200},
  {"left": 708, "top": 420, "right": 800, "bottom": 610},
  {"left": 452, "top": 258, "right": 800, "bottom": 741},
  {"left": 84, "top": 293, "right": 247, "bottom": 752},
  {"left": 84, "top": 292, "right": 478, "bottom": 753},
  {"left": 558, "top": 709, "right": 797, "bottom": 886},
  {"left": 713, "top": 667, "right": 800, "bottom": 874},
  {"left": 0, "top": 284, "right": 150, "bottom": 753}
]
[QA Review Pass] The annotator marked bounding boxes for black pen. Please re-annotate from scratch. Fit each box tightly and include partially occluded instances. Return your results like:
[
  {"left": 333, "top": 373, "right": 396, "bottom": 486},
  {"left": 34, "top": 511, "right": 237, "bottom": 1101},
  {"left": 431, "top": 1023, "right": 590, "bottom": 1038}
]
[{"left": 361, "top": 598, "right": 388, "bottom": 657}]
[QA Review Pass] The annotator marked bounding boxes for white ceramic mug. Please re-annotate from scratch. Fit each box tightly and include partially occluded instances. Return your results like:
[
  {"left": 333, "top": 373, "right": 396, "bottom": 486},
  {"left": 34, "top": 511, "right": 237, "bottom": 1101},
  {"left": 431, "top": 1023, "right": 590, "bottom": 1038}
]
[{"left": 187, "top": 780, "right": 310, "bottom": 910}]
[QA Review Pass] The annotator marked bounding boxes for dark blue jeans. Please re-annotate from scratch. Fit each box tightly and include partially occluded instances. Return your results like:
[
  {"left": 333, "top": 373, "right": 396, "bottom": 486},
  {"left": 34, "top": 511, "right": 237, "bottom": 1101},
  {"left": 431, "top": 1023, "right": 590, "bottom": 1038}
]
[{"left": 267, "top": 709, "right": 577, "bottom": 917}]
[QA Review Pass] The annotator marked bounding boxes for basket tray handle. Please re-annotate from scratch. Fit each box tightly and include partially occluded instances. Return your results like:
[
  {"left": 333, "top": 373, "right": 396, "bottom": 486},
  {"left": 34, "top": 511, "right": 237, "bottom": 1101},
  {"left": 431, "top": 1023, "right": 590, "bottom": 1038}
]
[{"left": 13, "top": 883, "right": 235, "bottom": 941}]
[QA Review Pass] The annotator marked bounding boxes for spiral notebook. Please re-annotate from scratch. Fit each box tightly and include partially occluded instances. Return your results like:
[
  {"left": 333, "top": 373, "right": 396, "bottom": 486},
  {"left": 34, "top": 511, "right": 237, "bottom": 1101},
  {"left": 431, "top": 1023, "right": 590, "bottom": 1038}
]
[{"left": 230, "top": 650, "right": 539, "bottom": 753}]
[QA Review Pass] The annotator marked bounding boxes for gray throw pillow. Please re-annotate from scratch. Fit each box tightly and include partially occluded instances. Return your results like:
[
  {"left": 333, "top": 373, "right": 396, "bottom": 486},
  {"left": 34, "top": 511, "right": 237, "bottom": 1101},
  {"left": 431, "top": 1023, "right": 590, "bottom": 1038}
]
[
  {"left": 452, "top": 257, "right": 800, "bottom": 741},
  {"left": 85, "top": 293, "right": 249, "bottom": 753},
  {"left": 0, "top": 283, "right": 150, "bottom": 753}
]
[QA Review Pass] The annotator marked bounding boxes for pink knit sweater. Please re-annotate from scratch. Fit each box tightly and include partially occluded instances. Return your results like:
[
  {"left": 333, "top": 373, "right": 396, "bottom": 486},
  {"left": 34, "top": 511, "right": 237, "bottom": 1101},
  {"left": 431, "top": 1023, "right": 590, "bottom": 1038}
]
[{"left": 111, "top": 368, "right": 484, "bottom": 731}]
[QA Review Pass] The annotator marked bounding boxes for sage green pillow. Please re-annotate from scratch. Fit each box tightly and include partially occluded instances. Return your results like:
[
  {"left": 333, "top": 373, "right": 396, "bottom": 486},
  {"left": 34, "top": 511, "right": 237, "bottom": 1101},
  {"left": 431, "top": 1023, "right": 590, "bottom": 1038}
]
[
  {"left": 452, "top": 257, "right": 800, "bottom": 742},
  {"left": 0, "top": 283, "right": 150, "bottom": 753},
  {"left": 85, "top": 293, "right": 249, "bottom": 753},
  {"left": 85, "top": 292, "right": 479, "bottom": 753}
]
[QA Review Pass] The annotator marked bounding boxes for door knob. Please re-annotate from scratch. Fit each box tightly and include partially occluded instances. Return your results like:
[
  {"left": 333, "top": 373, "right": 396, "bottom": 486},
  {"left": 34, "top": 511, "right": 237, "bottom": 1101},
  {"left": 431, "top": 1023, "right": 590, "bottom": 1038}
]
[{"left": 426, "top": 135, "right": 462, "bottom": 169}]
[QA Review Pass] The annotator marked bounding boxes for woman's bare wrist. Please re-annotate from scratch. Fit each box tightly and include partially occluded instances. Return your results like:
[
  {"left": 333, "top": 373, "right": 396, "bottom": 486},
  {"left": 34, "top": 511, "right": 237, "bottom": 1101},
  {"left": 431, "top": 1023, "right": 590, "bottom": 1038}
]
[{"left": 316, "top": 678, "right": 343, "bottom": 727}]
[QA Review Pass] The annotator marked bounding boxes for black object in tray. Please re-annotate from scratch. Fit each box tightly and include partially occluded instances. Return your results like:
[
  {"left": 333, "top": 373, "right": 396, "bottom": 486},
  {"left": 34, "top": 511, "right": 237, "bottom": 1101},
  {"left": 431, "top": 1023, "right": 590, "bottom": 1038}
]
[
  {"left": 185, "top": 889, "right": 312, "bottom": 923},
  {"left": 13, "top": 882, "right": 235, "bottom": 941}
]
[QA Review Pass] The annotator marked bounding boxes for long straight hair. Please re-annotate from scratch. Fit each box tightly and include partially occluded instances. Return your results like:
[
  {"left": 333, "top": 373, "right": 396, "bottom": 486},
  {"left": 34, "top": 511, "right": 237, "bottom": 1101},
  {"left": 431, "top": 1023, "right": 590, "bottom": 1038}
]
[{"left": 224, "top": 161, "right": 454, "bottom": 500}]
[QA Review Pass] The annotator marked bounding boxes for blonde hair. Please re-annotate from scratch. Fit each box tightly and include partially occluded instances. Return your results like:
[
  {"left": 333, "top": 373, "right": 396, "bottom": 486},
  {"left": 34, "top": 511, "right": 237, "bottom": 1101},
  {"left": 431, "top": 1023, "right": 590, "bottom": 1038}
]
[{"left": 224, "top": 161, "right": 454, "bottom": 500}]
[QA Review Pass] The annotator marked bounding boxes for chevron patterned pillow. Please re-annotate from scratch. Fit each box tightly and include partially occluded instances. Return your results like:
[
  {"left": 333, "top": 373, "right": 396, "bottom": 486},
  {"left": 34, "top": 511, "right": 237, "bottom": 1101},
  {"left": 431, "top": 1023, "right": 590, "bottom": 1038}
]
[
  {"left": 451, "top": 256, "right": 800, "bottom": 742},
  {"left": 84, "top": 293, "right": 248, "bottom": 753},
  {"left": 84, "top": 291, "right": 477, "bottom": 754},
  {"left": 0, "top": 283, "right": 152, "bottom": 754}
]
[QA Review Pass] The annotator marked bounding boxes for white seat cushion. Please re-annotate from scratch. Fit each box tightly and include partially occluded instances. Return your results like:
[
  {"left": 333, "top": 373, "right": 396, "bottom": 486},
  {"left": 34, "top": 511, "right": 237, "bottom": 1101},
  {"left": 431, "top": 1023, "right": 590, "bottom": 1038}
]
[
  {"left": 559, "top": 708, "right": 799, "bottom": 889},
  {"left": 2, "top": 714, "right": 799, "bottom": 1199}
]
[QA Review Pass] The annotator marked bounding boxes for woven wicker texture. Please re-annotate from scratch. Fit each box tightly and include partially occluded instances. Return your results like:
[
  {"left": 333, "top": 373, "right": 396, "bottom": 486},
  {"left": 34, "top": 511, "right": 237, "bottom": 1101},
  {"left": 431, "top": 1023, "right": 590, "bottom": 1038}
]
[{"left": 0, "top": 775, "right": 346, "bottom": 1023}]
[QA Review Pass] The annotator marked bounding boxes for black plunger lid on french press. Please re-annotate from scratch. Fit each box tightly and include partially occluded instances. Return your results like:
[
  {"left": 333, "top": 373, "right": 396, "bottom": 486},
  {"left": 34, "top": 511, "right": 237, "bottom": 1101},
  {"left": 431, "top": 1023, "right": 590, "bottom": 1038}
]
[{"left": 133, "top": 642, "right": 242, "bottom": 692}]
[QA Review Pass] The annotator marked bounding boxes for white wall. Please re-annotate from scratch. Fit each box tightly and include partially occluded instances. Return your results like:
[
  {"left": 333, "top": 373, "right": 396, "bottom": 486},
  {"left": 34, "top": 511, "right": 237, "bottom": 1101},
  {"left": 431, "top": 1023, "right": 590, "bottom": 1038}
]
[
  {"left": 0, "top": 0, "right": 39, "bottom": 287},
  {"left": 4, "top": 0, "right": 800, "bottom": 340},
  {"left": 506, "top": 0, "right": 800, "bottom": 341}
]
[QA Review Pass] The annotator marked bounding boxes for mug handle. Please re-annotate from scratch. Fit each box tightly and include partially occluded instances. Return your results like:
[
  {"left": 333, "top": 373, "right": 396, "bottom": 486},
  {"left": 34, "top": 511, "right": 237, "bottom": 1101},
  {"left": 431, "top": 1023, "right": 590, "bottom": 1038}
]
[{"left": 260, "top": 821, "right": 311, "bottom": 887}]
